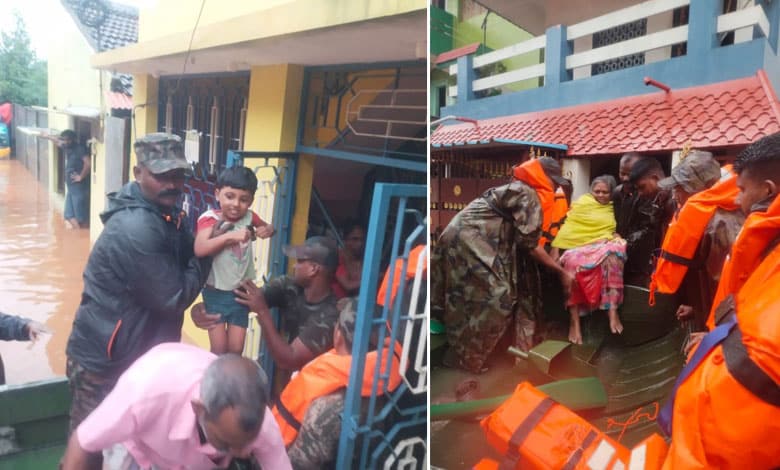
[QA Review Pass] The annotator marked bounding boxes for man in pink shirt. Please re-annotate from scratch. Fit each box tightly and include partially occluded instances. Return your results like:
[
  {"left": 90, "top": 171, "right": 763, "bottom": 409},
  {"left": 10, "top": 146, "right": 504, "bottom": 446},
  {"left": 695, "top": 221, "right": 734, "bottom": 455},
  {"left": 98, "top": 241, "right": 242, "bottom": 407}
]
[{"left": 61, "top": 343, "right": 291, "bottom": 470}]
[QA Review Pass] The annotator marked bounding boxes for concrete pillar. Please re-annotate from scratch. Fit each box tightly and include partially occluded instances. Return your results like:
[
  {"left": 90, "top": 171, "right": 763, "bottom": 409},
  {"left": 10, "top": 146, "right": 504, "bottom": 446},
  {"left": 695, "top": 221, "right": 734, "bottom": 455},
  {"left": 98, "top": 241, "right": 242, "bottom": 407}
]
[
  {"left": 545, "top": 25, "right": 572, "bottom": 87},
  {"left": 687, "top": 0, "right": 721, "bottom": 58},
  {"left": 671, "top": 150, "right": 683, "bottom": 169},
  {"left": 562, "top": 157, "right": 591, "bottom": 201},
  {"left": 130, "top": 74, "right": 160, "bottom": 169},
  {"left": 456, "top": 54, "right": 475, "bottom": 102},
  {"left": 244, "top": 64, "right": 309, "bottom": 252}
]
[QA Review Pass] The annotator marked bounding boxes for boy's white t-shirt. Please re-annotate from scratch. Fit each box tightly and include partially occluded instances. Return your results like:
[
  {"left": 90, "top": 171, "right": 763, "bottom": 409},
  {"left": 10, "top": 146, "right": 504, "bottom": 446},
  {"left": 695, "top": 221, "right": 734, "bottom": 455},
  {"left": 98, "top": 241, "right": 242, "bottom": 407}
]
[{"left": 197, "top": 209, "right": 258, "bottom": 290}]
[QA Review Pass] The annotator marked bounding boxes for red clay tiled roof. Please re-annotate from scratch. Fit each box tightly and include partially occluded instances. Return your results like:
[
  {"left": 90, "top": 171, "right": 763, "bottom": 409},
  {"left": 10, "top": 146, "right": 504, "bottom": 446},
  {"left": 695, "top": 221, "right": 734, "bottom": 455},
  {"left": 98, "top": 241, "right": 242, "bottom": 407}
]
[
  {"left": 435, "top": 43, "right": 481, "bottom": 65},
  {"left": 431, "top": 71, "right": 780, "bottom": 156},
  {"left": 106, "top": 91, "right": 133, "bottom": 110}
]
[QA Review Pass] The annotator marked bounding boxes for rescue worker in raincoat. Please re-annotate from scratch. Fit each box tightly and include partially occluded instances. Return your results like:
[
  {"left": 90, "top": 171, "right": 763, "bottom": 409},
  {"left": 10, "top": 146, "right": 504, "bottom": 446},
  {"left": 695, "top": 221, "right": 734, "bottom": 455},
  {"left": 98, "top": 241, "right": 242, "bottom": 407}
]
[
  {"left": 431, "top": 157, "right": 573, "bottom": 374},
  {"left": 648, "top": 150, "right": 744, "bottom": 331},
  {"left": 660, "top": 132, "right": 780, "bottom": 469}
]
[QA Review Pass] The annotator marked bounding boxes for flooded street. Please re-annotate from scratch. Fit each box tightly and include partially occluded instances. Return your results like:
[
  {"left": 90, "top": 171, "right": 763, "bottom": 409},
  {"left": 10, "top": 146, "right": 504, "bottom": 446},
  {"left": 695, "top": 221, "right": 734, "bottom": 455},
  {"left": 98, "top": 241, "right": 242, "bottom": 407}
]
[{"left": 0, "top": 159, "right": 89, "bottom": 385}]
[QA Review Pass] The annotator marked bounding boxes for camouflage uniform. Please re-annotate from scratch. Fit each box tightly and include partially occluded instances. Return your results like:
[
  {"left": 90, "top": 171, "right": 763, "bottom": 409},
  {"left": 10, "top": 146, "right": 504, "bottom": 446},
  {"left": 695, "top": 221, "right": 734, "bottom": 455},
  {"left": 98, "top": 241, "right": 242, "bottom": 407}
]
[
  {"left": 283, "top": 297, "right": 385, "bottom": 470},
  {"left": 262, "top": 276, "right": 339, "bottom": 359},
  {"left": 288, "top": 392, "right": 344, "bottom": 469},
  {"left": 431, "top": 181, "right": 542, "bottom": 373}
]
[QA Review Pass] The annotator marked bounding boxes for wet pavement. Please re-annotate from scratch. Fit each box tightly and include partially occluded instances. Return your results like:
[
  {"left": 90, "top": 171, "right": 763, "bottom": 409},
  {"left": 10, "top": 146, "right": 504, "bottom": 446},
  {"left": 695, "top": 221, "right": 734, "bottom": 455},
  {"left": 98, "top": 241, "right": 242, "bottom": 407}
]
[{"left": 0, "top": 159, "right": 90, "bottom": 385}]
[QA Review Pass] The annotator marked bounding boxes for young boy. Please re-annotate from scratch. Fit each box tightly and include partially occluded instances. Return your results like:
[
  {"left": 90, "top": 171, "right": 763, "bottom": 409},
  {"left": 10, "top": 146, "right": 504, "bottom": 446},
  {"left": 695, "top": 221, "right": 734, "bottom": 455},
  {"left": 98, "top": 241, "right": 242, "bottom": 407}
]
[{"left": 194, "top": 166, "right": 274, "bottom": 354}]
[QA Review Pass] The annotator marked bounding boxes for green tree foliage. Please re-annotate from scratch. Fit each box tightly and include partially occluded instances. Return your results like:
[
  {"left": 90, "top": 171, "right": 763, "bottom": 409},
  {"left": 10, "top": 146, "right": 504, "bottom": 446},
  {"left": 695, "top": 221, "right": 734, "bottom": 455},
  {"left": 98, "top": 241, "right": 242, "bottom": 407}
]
[{"left": 0, "top": 11, "right": 47, "bottom": 106}]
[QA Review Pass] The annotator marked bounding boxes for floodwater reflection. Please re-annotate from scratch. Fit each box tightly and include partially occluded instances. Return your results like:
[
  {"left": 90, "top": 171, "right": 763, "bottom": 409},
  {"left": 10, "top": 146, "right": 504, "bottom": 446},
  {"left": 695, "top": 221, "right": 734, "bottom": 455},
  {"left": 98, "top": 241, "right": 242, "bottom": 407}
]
[{"left": 0, "top": 160, "right": 89, "bottom": 385}]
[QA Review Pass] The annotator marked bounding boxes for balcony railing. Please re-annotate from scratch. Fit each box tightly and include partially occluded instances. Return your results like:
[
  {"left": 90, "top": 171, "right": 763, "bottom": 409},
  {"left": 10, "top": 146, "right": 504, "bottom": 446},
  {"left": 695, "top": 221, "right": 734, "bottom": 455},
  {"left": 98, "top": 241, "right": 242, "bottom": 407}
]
[{"left": 447, "top": 0, "right": 772, "bottom": 101}]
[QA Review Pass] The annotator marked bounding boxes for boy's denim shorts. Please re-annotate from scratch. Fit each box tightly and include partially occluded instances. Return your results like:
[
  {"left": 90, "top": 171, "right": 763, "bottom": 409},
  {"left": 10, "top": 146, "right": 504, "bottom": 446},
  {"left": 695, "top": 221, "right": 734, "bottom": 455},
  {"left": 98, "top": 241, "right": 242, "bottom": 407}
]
[{"left": 202, "top": 286, "right": 250, "bottom": 328}]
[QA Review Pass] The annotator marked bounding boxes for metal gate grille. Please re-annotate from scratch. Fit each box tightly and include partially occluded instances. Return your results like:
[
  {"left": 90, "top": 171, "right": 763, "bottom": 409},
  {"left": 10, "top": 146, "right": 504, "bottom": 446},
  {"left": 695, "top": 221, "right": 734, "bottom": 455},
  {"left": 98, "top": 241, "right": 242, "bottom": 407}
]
[
  {"left": 158, "top": 74, "right": 249, "bottom": 175},
  {"left": 337, "top": 183, "right": 428, "bottom": 469}
]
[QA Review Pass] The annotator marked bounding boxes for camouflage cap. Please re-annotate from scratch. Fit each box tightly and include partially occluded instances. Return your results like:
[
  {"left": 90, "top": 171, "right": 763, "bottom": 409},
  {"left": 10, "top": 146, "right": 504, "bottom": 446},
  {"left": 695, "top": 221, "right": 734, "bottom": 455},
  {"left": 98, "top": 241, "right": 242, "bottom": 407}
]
[
  {"left": 283, "top": 236, "right": 339, "bottom": 271},
  {"left": 537, "top": 156, "right": 570, "bottom": 188},
  {"left": 134, "top": 133, "right": 191, "bottom": 175},
  {"left": 658, "top": 150, "right": 721, "bottom": 193},
  {"left": 336, "top": 297, "right": 358, "bottom": 347}
]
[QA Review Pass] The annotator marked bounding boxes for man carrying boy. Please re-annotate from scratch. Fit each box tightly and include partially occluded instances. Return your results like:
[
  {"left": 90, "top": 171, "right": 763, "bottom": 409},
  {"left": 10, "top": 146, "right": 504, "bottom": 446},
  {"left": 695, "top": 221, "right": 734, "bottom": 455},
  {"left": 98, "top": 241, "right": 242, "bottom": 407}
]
[
  {"left": 194, "top": 166, "right": 274, "bottom": 355},
  {"left": 65, "top": 133, "right": 211, "bottom": 447}
]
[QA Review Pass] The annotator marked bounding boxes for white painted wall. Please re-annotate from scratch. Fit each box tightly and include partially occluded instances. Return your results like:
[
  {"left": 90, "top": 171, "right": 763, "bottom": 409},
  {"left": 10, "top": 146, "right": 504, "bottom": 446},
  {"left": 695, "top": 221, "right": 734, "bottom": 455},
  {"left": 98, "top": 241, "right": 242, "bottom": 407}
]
[{"left": 646, "top": 11, "right": 674, "bottom": 64}]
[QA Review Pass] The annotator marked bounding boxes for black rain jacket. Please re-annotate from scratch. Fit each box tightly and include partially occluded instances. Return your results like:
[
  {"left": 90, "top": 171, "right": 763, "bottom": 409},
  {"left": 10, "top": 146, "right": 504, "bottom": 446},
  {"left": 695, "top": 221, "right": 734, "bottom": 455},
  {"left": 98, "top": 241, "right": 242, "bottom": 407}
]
[{"left": 66, "top": 182, "right": 210, "bottom": 377}]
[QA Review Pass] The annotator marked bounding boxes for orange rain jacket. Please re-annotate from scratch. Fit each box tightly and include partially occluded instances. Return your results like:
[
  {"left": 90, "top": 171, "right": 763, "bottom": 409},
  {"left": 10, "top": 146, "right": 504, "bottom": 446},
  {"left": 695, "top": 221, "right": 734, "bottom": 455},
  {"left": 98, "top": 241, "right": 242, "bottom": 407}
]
[
  {"left": 648, "top": 168, "right": 740, "bottom": 305},
  {"left": 662, "top": 195, "right": 780, "bottom": 469},
  {"left": 272, "top": 345, "right": 403, "bottom": 446},
  {"left": 513, "top": 159, "right": 558, "bottom": 246}
]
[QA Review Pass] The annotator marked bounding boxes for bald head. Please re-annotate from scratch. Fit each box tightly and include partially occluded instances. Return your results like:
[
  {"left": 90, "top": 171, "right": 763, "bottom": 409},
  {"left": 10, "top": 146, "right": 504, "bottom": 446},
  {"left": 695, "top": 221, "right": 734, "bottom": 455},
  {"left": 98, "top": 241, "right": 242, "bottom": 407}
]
[{"left": 200, "top": 354, "right": 269, "bottom": 433}]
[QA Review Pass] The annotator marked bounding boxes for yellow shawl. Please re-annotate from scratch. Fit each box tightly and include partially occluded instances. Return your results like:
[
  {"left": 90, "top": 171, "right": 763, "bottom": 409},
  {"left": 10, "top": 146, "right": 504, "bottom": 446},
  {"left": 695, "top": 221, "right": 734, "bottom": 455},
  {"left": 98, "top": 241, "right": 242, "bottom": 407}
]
[{"left": 552, "top": 193, "right": 616, "bottom": 249}]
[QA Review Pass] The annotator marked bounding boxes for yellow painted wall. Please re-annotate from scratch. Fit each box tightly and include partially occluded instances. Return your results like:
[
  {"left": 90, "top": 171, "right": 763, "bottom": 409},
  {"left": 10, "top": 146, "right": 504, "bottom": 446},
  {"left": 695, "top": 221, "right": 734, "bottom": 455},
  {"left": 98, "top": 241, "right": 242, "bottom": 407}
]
[
  {"left": 138, "top": 0, "right": 424, "bottom": 44},
  {"left": 129, "top": 74, "right": 160, "bottom": 169}
]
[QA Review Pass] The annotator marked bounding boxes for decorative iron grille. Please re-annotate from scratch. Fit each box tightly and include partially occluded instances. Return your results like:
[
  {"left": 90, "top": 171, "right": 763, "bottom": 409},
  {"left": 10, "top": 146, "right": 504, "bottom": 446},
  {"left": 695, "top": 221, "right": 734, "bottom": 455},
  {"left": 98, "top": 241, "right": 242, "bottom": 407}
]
[
  {"left": 592, "top": 19, "right": 647, "bottom": 76},
  {"left": 158, "top": 74, "right": 249, "bottom": 176}
]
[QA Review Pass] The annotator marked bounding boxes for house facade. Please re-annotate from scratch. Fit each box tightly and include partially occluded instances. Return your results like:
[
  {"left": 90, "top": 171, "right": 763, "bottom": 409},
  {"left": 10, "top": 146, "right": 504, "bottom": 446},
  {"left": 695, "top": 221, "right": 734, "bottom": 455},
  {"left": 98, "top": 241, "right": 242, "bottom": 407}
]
[
  {"left": 89, "top": 2, "right": 428, "bottom": 466},
  {"left": 431, "top": 0, "right": 780, "bottom": 236}
]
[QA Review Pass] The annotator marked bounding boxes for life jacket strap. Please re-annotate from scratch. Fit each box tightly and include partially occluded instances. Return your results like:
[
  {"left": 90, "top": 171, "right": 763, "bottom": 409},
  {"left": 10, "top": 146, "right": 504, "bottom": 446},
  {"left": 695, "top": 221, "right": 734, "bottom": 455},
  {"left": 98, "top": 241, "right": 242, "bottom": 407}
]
[
  {"left": 723, "top": 326, "right": 780, "bottom": 407},
  {"left": 498, "top": 397, "right": 555, "bottom": 470}
]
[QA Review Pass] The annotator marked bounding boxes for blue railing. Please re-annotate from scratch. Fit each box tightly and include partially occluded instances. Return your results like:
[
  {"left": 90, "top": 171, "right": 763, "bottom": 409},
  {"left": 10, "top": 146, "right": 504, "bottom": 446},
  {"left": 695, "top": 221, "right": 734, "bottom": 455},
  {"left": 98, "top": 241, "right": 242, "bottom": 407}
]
[
  {"left": 337, "top": 182, "right": 428, "bottom": 469},
  {"left": 443, "top": 0, "right": 780, "bottom": 120}
]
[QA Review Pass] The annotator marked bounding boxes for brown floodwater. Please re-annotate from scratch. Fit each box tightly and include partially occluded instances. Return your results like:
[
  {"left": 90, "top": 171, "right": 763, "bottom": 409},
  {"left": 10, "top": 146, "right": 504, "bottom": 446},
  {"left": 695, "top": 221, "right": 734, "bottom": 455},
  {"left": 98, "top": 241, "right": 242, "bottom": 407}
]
[{"left": 0, "top": 159, "right": 90, "bottom": 385}]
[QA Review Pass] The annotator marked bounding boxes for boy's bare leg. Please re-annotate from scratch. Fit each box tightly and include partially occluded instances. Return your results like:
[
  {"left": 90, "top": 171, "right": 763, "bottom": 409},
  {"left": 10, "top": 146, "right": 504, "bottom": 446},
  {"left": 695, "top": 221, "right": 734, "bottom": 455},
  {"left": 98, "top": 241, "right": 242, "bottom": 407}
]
[
  {"left": 568, "top": 306, "right": 582, "bottom": 345},
  {"left": 208, "top": 324, "right": 228, "bottom": 354},
  {"left": 226, "top": 324, "right": 248, "bottom": 355},
  {"left": 65, "top": 219, "right": 81, "bottom": 229}
]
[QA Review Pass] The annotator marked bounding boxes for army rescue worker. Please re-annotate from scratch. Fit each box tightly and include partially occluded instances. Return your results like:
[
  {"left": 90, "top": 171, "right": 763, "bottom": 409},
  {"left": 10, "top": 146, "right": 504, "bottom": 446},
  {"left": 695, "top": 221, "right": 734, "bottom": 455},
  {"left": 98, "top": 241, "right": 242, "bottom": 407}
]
[
  {"left": 432, "top": 158, "right": 573, "bottom": 374},
  {"left": 648, "top": 150, "right": 744, "bottom": 331},
  {"left": 65, "top": 134, "right": 211, "bottom": 451}
]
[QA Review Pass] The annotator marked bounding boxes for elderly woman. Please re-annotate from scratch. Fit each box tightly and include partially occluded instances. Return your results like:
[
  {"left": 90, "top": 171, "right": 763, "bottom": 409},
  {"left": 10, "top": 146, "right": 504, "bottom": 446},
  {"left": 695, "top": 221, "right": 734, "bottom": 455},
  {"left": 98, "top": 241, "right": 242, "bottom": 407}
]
[{"left": 552, "top": 175, "right": 627, "bottom": 344}]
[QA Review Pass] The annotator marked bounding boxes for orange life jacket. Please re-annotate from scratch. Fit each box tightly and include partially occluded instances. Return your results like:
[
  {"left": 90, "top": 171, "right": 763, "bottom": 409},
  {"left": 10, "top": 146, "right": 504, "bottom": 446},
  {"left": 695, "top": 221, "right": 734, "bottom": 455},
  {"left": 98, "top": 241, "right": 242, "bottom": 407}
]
[
  {"left": 648, "top": 167, "right": 739, "bottom": 305},
  {"left": 272, "top": 343, "right": 403, "bottom": 446},
  {"left": 663, "top": 195, "right": 780, "bottom": 469},
  {"left": 549, "top": 188, "right": 569, "bottom": 243},
  {"left": 706, "top": 188, "right": 780, "bottom": 329},
  {"left": 479, "top": 382, "right": 630, "bottom": 470},
  {"left": 376, "top": 244, "right": 427, "bottom": 307},
  {"left": 513, "top": 159, "right": 557, "bottom": 247}
]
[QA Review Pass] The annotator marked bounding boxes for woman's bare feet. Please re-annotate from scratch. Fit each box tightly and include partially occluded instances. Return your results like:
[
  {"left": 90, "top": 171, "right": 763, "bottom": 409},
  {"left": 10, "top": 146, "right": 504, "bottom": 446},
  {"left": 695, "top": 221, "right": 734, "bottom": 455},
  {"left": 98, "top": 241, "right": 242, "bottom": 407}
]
[
  {"left": 608, "top": 308, "right": 624, "bottom": 334},
  {"left": 568, "top": 306, "right": 582, "bottom": 344}
]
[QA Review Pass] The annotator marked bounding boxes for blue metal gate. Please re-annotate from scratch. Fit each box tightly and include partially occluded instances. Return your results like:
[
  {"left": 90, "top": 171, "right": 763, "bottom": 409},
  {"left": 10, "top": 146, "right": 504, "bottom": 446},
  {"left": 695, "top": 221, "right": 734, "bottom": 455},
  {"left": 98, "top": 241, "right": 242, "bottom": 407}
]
[
  {"left": 337, "top": 182, "right": 428, "bottom": 469},
  {"left": 222, "top": 150, "right": 297, "bottom": 378}
]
